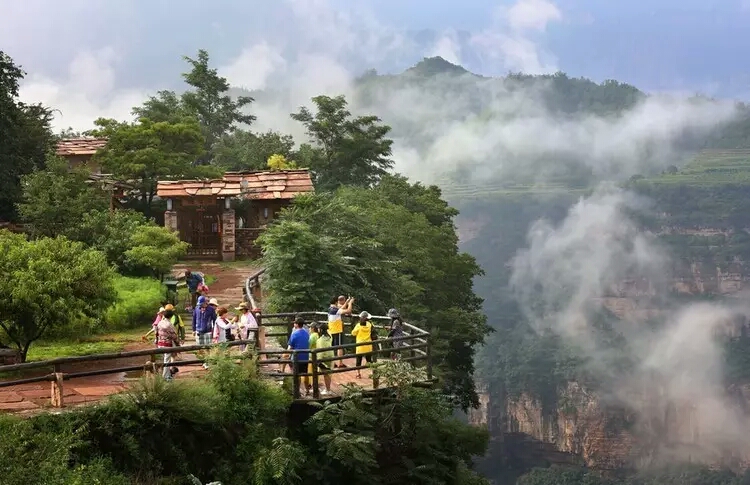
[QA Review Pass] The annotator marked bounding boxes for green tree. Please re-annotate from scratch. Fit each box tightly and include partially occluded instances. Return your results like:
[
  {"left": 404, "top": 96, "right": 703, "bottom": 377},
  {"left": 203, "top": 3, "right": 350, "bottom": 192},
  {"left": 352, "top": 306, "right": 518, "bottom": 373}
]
[
  {"left": 291, "top": 95, "right": 394, "bottom": 190},
  {"left": 131, "top": 90, "right": 193, "bottom": 124},
  {"left": 258, "top": 177, "right": 491, "bottom": 409},
  {"left": 301, "top": 373, "right": 490, "bottom": 485},
  {"left": 124, "top": 224, "right": 189, "bottom": 278},
  {"left": 91, "top": 116, "right": 212, "bottom": 215},
  {"left": 0, "top": 51, "right": 54, "bottom": 221},
  {"left": 213, "top": 130, "right": 296, "bottom": 171},
  {"left": 0, "top": 231, "right": 116, "bottom": 361},
  {"left": 66, "top": 209, "right": 188, "bottom": 278},
  {"left": 257, "top": 219, "right": 353, "bottom": 312},
  {"left": 267, "top": 153, "right": 297, "bottom": 170},
  {"left": 181, "top": 49, "right": 256, "bottom": 160},
  {"left": 17, "top": 156, "right": 109, "bottom": 238}
]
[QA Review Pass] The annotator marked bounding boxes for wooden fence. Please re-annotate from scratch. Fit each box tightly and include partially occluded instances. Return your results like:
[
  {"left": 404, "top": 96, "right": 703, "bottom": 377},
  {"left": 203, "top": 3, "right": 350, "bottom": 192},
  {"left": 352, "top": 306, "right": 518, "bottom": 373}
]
[{"left": 0, "top": 311, "right": 432, "bottom": 406}]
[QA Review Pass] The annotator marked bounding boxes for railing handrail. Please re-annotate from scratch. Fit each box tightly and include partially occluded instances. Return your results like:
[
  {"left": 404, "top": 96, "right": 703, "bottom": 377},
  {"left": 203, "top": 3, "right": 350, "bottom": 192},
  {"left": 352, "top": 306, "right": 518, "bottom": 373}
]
[{"left": 244, "top": 267, "right": 266, "bottom": 309}]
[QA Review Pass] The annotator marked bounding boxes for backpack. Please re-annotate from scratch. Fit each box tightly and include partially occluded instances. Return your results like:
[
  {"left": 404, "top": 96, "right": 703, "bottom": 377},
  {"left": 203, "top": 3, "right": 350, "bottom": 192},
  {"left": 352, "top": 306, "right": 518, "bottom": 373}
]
[{"left": 226, "top": 326, "right": 235, "bottom": 341}]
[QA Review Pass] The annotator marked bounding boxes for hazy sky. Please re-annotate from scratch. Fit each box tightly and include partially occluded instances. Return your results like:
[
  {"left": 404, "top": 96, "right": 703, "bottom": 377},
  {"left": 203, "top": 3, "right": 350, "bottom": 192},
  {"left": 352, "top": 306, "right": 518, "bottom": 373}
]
[{"left": 2, "top": 0, "right": 749, "bottom": 130}]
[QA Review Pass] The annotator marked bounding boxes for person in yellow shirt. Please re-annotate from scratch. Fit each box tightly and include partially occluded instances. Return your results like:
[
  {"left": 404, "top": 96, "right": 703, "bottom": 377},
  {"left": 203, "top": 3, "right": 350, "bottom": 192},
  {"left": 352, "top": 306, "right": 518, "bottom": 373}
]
[
  {"left": 351, "top": 311, "right": 374, "bottom": 379},
  {"left": 327, "top": 295, "right": 353, "bottom": 368}
]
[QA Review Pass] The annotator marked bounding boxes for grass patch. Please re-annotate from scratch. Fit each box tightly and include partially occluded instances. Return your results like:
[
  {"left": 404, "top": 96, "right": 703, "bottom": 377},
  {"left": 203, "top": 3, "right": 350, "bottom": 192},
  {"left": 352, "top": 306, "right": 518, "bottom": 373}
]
[
  {"left": 26, "top": 328, "right": 144, "bottom": 362},
  {"left": 103, "top": 275, "right": 163, "bottom": 330}
]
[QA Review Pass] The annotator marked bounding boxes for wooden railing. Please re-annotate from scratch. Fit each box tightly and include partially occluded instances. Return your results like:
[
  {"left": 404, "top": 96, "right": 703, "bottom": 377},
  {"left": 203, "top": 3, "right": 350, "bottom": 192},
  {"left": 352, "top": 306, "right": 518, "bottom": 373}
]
[
  {"left": 0, "top": 311, "right": 432, "bottom": 406},
  {"left": 257, "top": 312, "right": 432, "bottom": 399}
]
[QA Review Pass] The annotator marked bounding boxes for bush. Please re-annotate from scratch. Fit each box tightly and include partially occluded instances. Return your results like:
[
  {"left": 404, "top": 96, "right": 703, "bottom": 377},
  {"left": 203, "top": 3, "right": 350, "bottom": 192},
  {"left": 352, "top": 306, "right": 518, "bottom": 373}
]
[
  {"left": 0, "top": 414, "right": 128, "bottom": 485},
  {"left": 103, "top": 275, "right": 164, "bottom": 330}
]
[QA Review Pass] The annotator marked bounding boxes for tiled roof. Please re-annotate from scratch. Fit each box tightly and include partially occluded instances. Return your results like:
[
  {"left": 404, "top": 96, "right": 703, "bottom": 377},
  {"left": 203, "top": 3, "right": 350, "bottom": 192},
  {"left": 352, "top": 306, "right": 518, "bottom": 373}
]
[
  {"left": 157, "top": 180, "right": 243, "bottom": 198},
  {"left": 56, "top": 137, "right": 108, "bottom": 156},
  {"left": 225, "top": 170, "right": 314, "bottom": 199},
  {"left": 157, "top": 170, "right": 314, "bottom": 200}
]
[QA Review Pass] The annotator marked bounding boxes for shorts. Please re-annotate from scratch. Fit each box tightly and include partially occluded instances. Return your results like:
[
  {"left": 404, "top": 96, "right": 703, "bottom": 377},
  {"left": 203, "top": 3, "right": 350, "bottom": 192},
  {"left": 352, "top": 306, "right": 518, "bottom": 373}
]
[
  {"left": 355, "top": 354, "right": 373, "bottom": 367},
  {"left": 318, "top": 362, "right": 330, "bottom": 372},
  {"left": 331, "top": 333, "right": 342, "bottom": 346},
  {"left": 294, "top": 361, "right": 309, "bottom": 376}
]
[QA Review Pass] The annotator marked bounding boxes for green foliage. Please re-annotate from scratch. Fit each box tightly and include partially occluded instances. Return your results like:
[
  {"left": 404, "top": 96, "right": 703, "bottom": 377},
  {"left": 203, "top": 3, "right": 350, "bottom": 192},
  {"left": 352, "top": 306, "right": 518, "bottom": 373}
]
[
  {"left": 257, "top": 219, "right": 352, "bottom": 312},
  {"left": 291, "top": 95, "right": 394, "bottom": 191},
  {"left": 0, "top": 415, "right": 128, "bottom": 485},
  {"left": 103, "top": 276, "right": 164, "bottom": 330},
  {"left": 302, "top": 383, "right": 490, "bottom": 485},
  {"left": 181, "top": 49, "right": 256, "bottom": 157},
  {"left": 0, "top": 50, "right": 55, "bottom": 221},
  {"left": 214, "top": 130, "right": 296, "bottom": 171},
  {"left": 17, "top": 155, "right": 109, "bottom": 237},
  {"left": 92, "top": 116, "right": 211, "bottom": 214},
  {"left": 267, "top": 153, "right": 297, "bottom": 170},
  {"left": 0, "top": 230, "right": 116, "bottom": 361},
  {"left": 259, "top": 175, "right": 490, "bottom": 409},
  {"left": 124, "top": 224, "right": 189, "bottom": 278},
  {"left": 0, "top": 352, "right": 489, "bottom": 484}
]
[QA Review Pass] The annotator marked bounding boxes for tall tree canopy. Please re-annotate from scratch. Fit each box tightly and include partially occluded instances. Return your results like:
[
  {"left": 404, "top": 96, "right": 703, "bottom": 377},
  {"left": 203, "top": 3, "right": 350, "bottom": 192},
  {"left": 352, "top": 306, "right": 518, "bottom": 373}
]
[
  {"left": 258, "top": 174, "right": 490, "bottom": 409},
  {"left": 17, "top": 156, "right": 109, "bottom": 238},
  {"left": 131, "top": 50, "right": 255, "bottom": 164},
  {"left": 91, "top": 116, "right": 213, "bottom": 215},
  {"left": 213, "top": 130, "right": 297, "bottom": 171},
  {"left": 292, "top": 95, "right": 394, "bottom": 191},
  {"left": 0, "top": 51, "right": 54, "bottom": 221}
]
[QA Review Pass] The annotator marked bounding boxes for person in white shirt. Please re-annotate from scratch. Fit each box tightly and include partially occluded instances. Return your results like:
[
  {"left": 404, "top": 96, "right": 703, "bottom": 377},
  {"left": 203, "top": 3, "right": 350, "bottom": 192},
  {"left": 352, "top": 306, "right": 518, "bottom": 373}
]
[
  {"left": 213, "top": 307, "right": 237, "bottom": 343},
  {"left": 233, "top": 302, "right": 258, "bottom": 352}
]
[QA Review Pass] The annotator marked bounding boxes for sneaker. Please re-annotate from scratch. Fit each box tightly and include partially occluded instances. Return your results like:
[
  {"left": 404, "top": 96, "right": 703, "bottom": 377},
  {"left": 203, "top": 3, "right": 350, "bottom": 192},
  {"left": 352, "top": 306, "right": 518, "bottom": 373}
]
[
  {"left": 202, "top": 363, "right": 209, "bottom": 370},
  {"left": 321, "top": 389, "right": 330, "bottom": 396}
]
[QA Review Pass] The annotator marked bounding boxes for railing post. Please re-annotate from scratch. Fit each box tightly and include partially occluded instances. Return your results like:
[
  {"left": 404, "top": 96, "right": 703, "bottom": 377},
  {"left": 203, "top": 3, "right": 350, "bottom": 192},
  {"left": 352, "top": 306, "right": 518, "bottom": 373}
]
[
  {"left": 311, "top": 349, "right": 320, "bottom": 399},
  {"left": 292, "top": 351, "right": 301, "bottom": 400},
  {"left": 426, "top": 337, "right": 433, "bottom": 381},
  {"left": 148, "top": 353, "right": 157, "bottom": 374},
  {"left": 255, "top": 311, "right": 264, "bottom": 358},
  {"left": 51, "top": 364, "right": 64, "bottom": 408}
]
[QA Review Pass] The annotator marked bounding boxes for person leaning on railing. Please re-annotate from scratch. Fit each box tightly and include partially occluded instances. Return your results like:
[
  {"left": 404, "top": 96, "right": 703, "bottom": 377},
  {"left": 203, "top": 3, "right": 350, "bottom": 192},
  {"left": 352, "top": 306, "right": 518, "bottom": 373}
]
[{"left": 387, "top": 308, "right": 405, "bottom": 360}]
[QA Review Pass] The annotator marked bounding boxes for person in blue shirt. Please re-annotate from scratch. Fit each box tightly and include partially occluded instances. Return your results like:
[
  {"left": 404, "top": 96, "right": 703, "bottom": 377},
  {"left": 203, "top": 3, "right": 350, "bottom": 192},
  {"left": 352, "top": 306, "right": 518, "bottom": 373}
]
[
  {"left": 287, "top": 315, "right": 311, "bottom": 397},
  {"left": 185, "top": 270, "right": 204, "bottom": 310},
  {"left": 192, "top": 296, "right": 216, "bottom": 345}
]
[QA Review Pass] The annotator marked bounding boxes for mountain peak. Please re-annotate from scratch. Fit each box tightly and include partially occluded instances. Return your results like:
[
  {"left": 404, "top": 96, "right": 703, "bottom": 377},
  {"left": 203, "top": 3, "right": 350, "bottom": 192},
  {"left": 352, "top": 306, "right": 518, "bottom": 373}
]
[{"left": 405, "top": 56, "right": 471, "bottom": 77}]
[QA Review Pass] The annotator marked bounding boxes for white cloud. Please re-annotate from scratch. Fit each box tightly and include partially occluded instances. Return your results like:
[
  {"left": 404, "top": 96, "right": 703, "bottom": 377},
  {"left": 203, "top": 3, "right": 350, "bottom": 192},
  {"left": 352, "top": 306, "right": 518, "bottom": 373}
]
[
  {"left": 220, "top": 42, "right": 287, "bottom": 91},
  {"left": 470, "top": 0, "right": 562, "bottom": 74},
  {"left": 428, "top": 32, "right": 463, "bottom": 65},
  {"left": 19, "top": 48, "right": 146, "bottom": 132},
  {"left": 505, "top": 0, "right": 562, "bottom": 31}
]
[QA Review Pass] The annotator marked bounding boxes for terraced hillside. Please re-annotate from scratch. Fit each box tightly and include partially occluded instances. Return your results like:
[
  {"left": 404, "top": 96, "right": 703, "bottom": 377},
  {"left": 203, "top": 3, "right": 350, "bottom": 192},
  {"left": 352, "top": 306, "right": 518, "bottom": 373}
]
[{"left": 634, "top": 148, "right": 750, "bottom": 186}]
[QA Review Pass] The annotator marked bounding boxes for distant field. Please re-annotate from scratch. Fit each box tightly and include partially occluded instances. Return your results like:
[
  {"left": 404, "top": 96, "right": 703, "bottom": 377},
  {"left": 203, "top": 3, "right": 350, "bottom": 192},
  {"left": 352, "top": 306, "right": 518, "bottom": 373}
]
[
  {"left": 638, "top": 149, "right": 750, "bottom": 186},
  {"left": 438, "top": 181, "right": 589, "bottom": 199}
]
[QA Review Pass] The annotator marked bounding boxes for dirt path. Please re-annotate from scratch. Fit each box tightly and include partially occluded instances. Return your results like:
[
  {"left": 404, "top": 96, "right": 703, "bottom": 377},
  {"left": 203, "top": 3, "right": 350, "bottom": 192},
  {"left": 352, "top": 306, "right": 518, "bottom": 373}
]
[{"left": 0, "top": 261, "right": 262, "bottom": 414}]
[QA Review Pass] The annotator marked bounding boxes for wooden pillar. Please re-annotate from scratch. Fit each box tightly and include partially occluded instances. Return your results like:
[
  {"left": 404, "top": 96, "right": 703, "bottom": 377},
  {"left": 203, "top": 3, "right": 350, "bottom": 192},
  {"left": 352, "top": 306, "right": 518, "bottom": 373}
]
[{"left": 51, "top": 364, "right": 64, "bottom": 408}]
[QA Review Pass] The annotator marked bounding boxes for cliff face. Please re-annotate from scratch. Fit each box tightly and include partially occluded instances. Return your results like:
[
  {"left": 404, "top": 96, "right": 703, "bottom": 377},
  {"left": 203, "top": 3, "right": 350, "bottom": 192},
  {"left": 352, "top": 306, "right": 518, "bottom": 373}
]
[
  {"left": 467, "top": 227, "right": 750, "bottom": 471},
  {"left": 472, "top": 381, "right": 750, "bottom": 471}
]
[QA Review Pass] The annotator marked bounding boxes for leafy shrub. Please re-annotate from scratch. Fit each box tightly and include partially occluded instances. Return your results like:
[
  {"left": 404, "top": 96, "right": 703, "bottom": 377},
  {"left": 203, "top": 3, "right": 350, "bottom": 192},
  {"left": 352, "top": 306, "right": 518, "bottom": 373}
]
[
  {"left": 103, "top": 275, "right": 164, "bottom": 330},
  {"left": 124, "top": 224, "right": 189, "bottom": 279},
  {"left": 0, "top": 414, "right": 128, "bottom": 485},
  {"left": 74, "top": 210, "right": 188, "bottom": 278}
]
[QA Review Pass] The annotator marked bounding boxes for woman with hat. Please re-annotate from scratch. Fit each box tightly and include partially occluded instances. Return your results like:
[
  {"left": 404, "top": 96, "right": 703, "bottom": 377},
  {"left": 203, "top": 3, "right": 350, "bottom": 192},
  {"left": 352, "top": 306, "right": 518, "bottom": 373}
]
[
  {"left": 232, "top": 302, "right": 258, "bottom": 352},
  {"left": 351, "top": 311, "right": 375, "bottom": 379}
]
